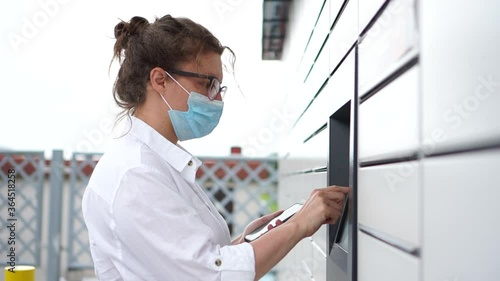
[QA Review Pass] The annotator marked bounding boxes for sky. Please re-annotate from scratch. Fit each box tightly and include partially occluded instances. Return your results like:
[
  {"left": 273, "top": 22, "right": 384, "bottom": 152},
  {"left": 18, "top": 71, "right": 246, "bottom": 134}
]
[{"left": 0, "top": 0, "right": 302, "bottom": 159}]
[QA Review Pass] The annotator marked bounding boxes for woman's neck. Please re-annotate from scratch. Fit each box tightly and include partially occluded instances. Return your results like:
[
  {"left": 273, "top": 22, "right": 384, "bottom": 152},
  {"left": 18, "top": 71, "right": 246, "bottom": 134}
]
[{"left": 134, "top": 98, "right": 179, "bottom": 144}]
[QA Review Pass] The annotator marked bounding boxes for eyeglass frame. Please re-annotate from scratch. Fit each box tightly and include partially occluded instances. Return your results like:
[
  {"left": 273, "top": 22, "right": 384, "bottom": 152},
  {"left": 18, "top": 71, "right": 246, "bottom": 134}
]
[{"left": 166, "top": 68, "right": 227, "bottom": 101}]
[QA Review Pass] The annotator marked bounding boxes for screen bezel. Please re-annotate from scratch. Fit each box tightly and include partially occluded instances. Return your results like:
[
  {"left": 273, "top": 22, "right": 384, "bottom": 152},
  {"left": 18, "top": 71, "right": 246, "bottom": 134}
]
[
  {"left": 330, "top": 196, "right": 349, "bottom": 273},
  {"left": 327, "top": 99, "right": 355, "bottom": 281}
]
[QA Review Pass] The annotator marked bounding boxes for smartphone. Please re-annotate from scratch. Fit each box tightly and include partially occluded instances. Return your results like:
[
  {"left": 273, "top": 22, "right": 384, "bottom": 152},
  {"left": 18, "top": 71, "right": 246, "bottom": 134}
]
[{"left": 244, "top": 203, "right": 303, "bottom": 242}]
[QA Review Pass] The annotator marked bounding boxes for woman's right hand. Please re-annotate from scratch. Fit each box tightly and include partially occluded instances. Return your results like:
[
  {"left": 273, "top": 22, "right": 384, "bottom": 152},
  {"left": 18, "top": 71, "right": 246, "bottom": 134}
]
[{"left": 288, "top": 185, "right": 351, "bottom": 238}]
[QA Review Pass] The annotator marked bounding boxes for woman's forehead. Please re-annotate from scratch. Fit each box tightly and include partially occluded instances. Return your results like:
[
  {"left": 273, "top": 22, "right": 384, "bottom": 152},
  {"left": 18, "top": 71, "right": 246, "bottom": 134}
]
[{"left": 182, "top": 52, "right": 223, "bottom": 80}]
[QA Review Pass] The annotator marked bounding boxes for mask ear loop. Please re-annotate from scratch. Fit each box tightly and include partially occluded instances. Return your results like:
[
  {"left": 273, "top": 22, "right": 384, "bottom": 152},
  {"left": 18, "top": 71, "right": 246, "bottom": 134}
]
[
  {"left": 158, "top": 92, "right": 173, "bottom": 110},
  {"left": 158, "top": 71, "right": 191, "bottom": 110},
  {"left": 165, "top": 71, "right": 191, "bottom": 95}
]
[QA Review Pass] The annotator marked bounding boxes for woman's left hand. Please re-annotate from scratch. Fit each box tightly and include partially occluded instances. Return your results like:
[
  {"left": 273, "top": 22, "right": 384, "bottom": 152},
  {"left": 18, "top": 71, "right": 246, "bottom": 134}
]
[{"left": 232, "top": 209, "right": 284, "bottom": 244}]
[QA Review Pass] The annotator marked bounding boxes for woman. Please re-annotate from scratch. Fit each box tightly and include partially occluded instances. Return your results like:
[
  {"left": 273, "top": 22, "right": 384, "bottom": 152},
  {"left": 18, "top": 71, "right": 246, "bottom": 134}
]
[{"left": 82, "top": 14, "right": 350, "bottom": 281}]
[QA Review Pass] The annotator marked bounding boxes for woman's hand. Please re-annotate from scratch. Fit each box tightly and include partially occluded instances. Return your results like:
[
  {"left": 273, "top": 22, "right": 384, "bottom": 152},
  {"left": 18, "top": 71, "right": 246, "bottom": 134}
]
[
  {"left": 232, "top": 209, "right": 284, "bottom": 244},
  {"left": 288, "top": 185, "right": 351, "bottom": 238}
]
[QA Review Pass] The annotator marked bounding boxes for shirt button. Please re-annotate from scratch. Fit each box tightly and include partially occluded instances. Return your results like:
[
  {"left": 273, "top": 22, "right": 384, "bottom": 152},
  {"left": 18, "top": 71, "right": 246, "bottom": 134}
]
[
  {"left": 215, "top": 259, "right": 222, "bottom": 267},
  {"left": 188, "top": 160, "right": 193, "bottom": 166}
]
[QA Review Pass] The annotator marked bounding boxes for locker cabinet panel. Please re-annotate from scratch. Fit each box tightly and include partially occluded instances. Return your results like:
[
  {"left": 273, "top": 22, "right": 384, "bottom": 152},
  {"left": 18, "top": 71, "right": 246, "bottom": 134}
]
[
  {"left": 358, "top": 0, "right": 386, "bottom": 33},
  {"left": 423, "top": 149, "right": 500, "bottom": 281},
  {"left": 292, "top": 49, "right": 355, "bottom": 149},
  {"left": 302, "top": 172, "right": 328, "bottom": 200},
  {"left": 278, "top": 238, "right": 314, "bottom": 281},
  {"left": 302, "top": 38, "right": 330, "bottom": 106},
  {"left": 330, "top": 0, "right": 346, "bottom": 28},
  {"left": 358, "top": 231, "right": 419, "bottom": 281},
  {"left": 298, "top": 0, "right": 330, "bottom": 83},
  {"left": 358, "top": 0, "right": 418, "bottom": 95},
  {"left": 359, "top": 66, "right": 419, "bottom": 162},
  {"left": 312, "top": 237, "right": 327, "bottom": 281},
  {"left": 328, "top": 0, "right": 358, "bottom": 74},
  {"left": 286, "top": 125, "right": 329, "bottom": 170},
  {"left": 358, "top": 161, "right": 420, "bottom": 246},
  {"left": 302, "top": 0, "right": 330, "bottom": 69},
  {"left": 278, "top": 161, "right": 306, "bottom": 212},
  {"left": 311, "top": 225, "right": 328, "bottom": 261},
  {"left": 421, "top": 0, "right": 500, "bottom": 154}
]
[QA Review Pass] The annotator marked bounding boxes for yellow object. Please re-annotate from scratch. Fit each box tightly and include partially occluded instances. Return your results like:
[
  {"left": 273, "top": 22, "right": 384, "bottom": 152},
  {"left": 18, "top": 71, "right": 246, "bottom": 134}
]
[{"left": 4, "top": 265, "right": 35, "bottom": 281}]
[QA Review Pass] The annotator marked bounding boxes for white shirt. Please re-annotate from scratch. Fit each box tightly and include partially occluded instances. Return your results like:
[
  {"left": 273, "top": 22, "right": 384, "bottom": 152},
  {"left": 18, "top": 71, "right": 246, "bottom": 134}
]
[{"left": 82, "top": 116, "right": 256, "bottom": 281}]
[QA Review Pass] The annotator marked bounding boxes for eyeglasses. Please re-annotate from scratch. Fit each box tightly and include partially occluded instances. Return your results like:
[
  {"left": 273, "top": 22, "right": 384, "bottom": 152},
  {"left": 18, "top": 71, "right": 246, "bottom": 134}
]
[{"left": 167, "top": 69, "right": 227, "bottom": 101}]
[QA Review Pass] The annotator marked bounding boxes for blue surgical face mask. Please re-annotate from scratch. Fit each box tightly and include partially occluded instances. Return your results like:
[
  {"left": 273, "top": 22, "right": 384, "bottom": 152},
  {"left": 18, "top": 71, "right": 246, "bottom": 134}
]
[{"left": 158, "top": 72, "right": 224, "bottom": 141}]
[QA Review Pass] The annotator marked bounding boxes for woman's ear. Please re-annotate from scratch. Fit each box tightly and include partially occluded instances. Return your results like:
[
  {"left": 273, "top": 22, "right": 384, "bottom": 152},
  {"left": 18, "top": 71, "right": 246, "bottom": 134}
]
[{"left": 149, "top": 67, "right": 169, "bottom": 93}]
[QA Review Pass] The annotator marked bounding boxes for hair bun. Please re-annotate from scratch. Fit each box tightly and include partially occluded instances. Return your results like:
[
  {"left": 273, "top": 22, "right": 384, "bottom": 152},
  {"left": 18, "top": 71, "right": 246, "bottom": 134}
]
[
  {"left": 114, "top": 16, "right": 149, "bottom": 49},
  {"left": 129, "top": 16, "right": 149, "bottom": 36}
]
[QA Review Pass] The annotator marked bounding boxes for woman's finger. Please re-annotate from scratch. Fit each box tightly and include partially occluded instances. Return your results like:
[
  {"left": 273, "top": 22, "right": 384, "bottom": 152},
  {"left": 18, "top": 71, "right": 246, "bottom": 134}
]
[
  {"left": 310, "top": 189, "right": 345, "bottom": 206},
  {"left": 327, "top": 185, "right": 351, "bottom": 194},
  {"left": 324, "top": 199, "right": 344, "bottom": 213},
  {"left": 325, "top": 209, "right": 342, "bottom": 224}
]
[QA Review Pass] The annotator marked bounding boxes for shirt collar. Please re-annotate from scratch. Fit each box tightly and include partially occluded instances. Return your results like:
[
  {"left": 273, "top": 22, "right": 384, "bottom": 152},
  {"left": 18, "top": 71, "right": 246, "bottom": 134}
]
[{"left": 126, "top": 116, "right": 202, "bottom": 183}]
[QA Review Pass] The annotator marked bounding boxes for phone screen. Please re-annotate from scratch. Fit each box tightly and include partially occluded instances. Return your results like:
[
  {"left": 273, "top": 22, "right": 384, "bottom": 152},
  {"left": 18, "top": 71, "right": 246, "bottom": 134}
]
[{"left": 244, "top": 203, "right": 303, "bottom": 242}]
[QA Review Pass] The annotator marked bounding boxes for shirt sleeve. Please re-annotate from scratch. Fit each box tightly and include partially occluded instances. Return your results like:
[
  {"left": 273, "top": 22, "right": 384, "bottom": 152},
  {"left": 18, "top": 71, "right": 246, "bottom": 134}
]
[{"left": 112, "top": 165, "right": 256, "bottom": 281}]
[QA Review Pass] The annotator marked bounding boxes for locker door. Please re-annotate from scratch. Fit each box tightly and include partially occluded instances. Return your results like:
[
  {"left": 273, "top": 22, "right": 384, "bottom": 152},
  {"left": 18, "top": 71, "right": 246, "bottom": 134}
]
[{"left": 423, "top": 149, "right": 500, "bottom": 280}]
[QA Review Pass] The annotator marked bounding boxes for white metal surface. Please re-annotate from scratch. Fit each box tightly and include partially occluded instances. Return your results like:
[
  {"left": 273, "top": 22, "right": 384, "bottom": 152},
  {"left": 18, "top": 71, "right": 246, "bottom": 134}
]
[
  {"left": 358, "top": 161, "right": 420, "bottom": 246},
  {"left": 359, "top": 66, "right": 419, "bottom": 162},
  {"left": 420, "top": 0, "right": 500, "bottom": 154},
  {"left": 422, "top": 149, "right": 500, "bottom": 281},
  {"left": 358, "top": 231, "right": 420, "bottom": 281}
]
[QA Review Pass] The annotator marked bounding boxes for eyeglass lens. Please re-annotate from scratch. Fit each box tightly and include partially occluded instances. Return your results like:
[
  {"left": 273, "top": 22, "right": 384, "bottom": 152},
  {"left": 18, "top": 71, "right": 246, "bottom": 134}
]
[{"left": 209, "top": 79, "right": 221, "bottom": 100}]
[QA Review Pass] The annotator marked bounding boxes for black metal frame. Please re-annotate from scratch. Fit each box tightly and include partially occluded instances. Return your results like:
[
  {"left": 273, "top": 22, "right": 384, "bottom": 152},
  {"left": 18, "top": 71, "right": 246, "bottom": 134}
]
[{"left": 326, "top": 44, "right": 359, "bottom": 281}]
